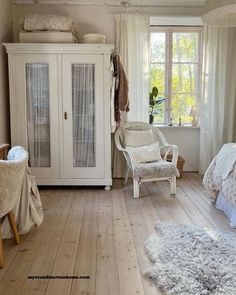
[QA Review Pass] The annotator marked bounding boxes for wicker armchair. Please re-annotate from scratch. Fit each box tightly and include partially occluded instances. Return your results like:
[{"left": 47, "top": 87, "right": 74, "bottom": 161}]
[{"left": 114, "top": 122, "right": 179, "bottom": 198}]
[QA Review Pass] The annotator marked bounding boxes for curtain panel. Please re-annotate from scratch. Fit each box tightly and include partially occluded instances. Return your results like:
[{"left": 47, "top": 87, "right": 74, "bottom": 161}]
[
  {"left": 115, "top": 13, "right": 150, "bottom": 123},
  {"left": 199, "top": 26, "right": 236, "bottom": 174},
  {"left": 113, "top": 13, "right": 150, "bottom": 178}
]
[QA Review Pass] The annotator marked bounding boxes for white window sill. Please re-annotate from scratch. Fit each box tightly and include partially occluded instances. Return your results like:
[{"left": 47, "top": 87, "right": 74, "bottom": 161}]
[
  {"left": 153, "top": 124, "right": 200, "bottom": 129},
  {"left": 111, "top": 124, "right": 200, "bottom": 133}
]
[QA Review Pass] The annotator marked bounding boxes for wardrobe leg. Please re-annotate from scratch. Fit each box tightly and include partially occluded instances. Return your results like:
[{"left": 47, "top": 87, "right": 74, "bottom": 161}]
[{"left": 104, "top": 186, "right": 111, "bottom": 191}]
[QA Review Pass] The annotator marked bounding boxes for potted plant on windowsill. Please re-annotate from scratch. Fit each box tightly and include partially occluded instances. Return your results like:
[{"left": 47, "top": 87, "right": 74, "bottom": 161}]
[{"left": 149, "top": 87, "right": 165, "bottom": 124}]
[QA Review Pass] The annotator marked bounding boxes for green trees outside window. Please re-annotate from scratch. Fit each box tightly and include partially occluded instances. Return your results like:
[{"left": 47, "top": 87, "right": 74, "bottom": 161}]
[{"left": 150, "top": 28, "right": 202, "bottom": 125}]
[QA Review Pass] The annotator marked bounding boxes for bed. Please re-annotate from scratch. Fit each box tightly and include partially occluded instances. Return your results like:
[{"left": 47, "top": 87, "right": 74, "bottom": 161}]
[{"left": 203, "top": 143, "right": 236, "bottom": 228}]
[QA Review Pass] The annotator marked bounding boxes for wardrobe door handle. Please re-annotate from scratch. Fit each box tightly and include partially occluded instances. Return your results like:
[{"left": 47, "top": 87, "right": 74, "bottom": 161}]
[{"left": 64, "top": 112, "right": 68, "bottom": 120}]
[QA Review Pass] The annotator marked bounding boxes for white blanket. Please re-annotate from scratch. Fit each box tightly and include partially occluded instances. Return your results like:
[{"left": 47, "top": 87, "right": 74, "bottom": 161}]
[
  {"left": 203, "top": 143, "right": 236, "bottom": 207},
  {"left": 215, "top": 143, "right": 236, "bottom": 180},
  {"left": 0, "top": 146, "right": 44, "bottom": 239}
]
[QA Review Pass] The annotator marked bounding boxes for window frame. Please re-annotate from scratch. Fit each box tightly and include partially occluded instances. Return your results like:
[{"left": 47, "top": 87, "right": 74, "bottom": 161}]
[{"left": 150, "top": 26, "right": 203, "bottom": 125}]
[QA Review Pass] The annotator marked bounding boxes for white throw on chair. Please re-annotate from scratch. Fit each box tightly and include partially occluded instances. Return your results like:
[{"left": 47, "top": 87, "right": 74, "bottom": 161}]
[
  {"left": 0, "top": 146, "right": 44, "bottom": 268},
  {"left": 114, "top": 122, "right": 179, "bottom": 198}
]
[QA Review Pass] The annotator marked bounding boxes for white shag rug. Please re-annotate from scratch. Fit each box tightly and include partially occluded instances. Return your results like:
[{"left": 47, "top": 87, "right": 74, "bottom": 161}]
[{"left": 144, "top": 223, "right": 236, "bottom": 295}]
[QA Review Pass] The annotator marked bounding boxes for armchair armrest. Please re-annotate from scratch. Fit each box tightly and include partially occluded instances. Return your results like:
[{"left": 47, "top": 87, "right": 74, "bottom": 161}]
[
  {"left": 114, "top": 128, "right": 135, "bottom": 172},
  {"left": 114, "top": 129, "right": 126, "bottom": 152},
  {"left": 160, "top": 144, "right": 179, "bottom": 166}
]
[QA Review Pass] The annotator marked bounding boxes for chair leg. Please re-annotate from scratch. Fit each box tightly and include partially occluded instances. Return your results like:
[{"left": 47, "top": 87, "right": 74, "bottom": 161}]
[
  {"left": 124, "top": 167, "right": 129, "bottom": 185},
  {"left": 7, "top": 211, "right": 20, "bottom": 245},
  {"left": 133, "top": 179, "right": 140, "bottom": 199},
  {"left": 0, "top": 222, "right": 3, "bottom": 268},
  {"left": 170, "top": 177, "right": 176, "bottom": 196}
]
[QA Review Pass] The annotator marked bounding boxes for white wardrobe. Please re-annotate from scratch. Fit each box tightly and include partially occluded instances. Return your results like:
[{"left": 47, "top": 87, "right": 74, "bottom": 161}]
[{"left": 5, "top": 44, "right": 113, "bottom": 188}]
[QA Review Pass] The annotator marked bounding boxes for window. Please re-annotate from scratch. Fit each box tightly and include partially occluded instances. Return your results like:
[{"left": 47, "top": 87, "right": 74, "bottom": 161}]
[{"left": 150, "top": 27, "right": 202, "bottom": 125}]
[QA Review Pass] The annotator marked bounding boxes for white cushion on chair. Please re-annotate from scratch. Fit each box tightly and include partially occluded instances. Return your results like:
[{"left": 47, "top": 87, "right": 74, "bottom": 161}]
[
  {"left": 124, "top": 129, "right": 153, "bottom": 147},
  {"left": 126, "top": 142, "right": 161, "bottom": 164}
]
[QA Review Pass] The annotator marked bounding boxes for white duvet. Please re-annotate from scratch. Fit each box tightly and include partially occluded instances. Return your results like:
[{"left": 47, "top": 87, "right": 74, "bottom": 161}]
[{"left": 203, "top": 143, "right": 236, "bottom": 208}]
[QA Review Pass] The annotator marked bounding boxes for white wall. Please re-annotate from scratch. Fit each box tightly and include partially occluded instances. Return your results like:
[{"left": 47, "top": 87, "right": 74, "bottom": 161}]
[
  {"left": 0, "top": 0, "right": 13, "bottom": 143},
  {"left": 13, "top": 3, "right": 201, "bottom": 171},
  {"left": 13, "top": 4, "right": 203, "bottom": 43},
  {"left": 160, "top": 126, "right": 200, "bottom": 171}
]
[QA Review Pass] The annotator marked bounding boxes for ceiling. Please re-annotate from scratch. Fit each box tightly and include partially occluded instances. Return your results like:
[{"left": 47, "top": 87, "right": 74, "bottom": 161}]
[
  {"left": 11, "top": 0, "right": 207, "bottom": 7},
  {"left": 203, "top": 0, "right": 236, "bottom": 26}
]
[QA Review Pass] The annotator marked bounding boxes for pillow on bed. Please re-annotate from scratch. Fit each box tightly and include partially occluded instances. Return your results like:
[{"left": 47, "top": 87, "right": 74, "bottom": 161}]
[{"left": 126, "top": 142, "right": 161, "bottom": 164}]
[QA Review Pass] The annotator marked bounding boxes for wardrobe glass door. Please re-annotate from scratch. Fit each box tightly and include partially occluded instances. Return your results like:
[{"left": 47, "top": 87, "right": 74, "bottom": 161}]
[
  {"left": 15, "top": 54, "right": 60, "bottom": 180},
  {"left": 62, "top": 54, "right": 104, "bottom": 179},
  {"left": 72, "top": 64, "right": 95, "bottom": 168},
  {"left": 26, "top": 63, "right": 51, "bottom": 167}
]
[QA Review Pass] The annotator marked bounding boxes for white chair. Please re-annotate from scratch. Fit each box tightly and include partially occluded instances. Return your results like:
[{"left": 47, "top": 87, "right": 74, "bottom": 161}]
[{"left": 114, "top": 122, "right": 179, "bottom": 198}]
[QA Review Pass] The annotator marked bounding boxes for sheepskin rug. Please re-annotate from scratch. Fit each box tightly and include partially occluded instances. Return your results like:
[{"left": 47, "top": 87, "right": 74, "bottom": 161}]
[{"left": 144, "top": 223, "right": 236, "bottom": 295}]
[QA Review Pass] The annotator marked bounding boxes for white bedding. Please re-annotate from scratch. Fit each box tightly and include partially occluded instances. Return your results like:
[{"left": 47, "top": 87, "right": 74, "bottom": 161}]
[
  {"left": 203, "top": 143, "right": 236, "bottom": 226},
  {"left": 22, "top": 14, "right": 79, "bottom": 42},
  {"left": 1, "top": 146, "right": 44, "bottom": 238}
]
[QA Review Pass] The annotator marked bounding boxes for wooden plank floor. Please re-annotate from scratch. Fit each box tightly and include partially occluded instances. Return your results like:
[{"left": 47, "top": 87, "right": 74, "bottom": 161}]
[{"left": 0, "top": 173, "right": 235, "bottom": 295}]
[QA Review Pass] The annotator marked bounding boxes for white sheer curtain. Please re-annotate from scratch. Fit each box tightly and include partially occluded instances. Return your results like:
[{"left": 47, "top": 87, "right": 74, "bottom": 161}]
[
  {"left": 26, "top": 63, "right": 50, "bottom": 167},
  {"left": 72, "top": 64, "right": 95, "bottom": 167},
  {"left": 199, "top": 26, "right": 236, "bottom": 174},
  {"left": 113, "top": 13, "right": 150, "bottom": 178},
  {"left": 115, "top": 13, "right": 150, "bottom": 122}
]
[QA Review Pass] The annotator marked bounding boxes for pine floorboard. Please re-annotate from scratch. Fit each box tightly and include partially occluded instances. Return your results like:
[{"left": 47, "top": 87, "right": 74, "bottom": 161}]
[{"left": 0, "top": 173, "right": 235, "bottom": 295}]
